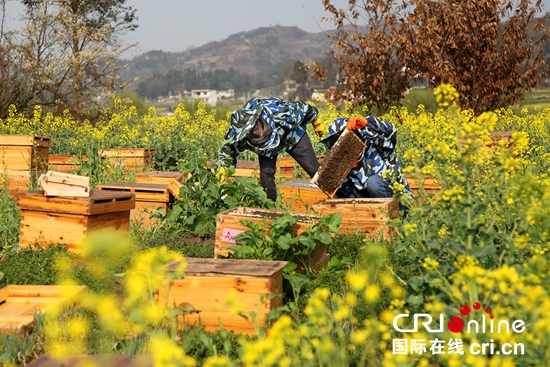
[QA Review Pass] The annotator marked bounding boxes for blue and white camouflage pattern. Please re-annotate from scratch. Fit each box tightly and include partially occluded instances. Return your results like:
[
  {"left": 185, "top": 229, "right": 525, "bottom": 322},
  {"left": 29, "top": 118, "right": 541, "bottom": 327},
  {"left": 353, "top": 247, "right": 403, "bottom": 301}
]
[
  {"left": 218, "top": 97, "right": 319, "bottom": 166},
  {"left": 328, "top": 116, "right": 411, "bottom": 193}
]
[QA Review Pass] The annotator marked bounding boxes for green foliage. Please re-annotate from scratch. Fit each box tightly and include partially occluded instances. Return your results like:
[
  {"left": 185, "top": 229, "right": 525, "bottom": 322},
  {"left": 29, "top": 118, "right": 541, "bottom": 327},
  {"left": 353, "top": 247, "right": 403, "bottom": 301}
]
[
  {"left": 226, "top": 212, "right": 342, "bottom": 274},
  {"left": 131, "top": 226, "right": 215, "bottom": 258},
  {"left": 0, "top": 246, "right": 67, "bottom": 287},
  {"left": 0, "top": 186, "right": 20, "bottom": 253},
  {"left": 114, "top": 90, "right": 148, "bottom": 116},
  {"left": 165, "top": 163, "right": 275, "bottom": 237},
  {"left": 179, "top": 327, "right": 251, "bottom": 365},
  {"left": 0, "top": 314, "right": 44, "bottom": 365}
]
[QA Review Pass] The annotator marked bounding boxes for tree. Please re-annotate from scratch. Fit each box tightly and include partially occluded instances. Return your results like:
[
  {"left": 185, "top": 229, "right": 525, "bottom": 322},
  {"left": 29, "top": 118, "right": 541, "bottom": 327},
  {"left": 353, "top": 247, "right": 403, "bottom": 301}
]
[
  {"left": 398, "top": 0, "right": 549, "bottom": 114},
  {"left": 9, "top": 0, "right": 138, "bottom": 120},
  {"left": 314, "top": 0, "right": 414, "bottom": 114}
]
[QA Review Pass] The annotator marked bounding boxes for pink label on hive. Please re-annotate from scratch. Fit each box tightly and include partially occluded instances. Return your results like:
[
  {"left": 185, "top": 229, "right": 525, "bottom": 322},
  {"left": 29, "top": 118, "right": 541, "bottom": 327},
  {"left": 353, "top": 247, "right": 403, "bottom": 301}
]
[{"left": 222, "top": 228, "right": 244, "bottom": 243}]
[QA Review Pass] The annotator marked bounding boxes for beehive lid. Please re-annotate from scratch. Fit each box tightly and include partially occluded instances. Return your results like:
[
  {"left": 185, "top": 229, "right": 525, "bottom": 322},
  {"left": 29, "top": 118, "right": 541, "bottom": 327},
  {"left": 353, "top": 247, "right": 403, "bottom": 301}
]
[
  {"left": 313, "top": 197, "right": 396, "bottom": 207},
  {"left": 166, "top": 258, "right": 288, "bottom": 277},
  {"left": 96, "top": 182, "right": 171, "bottom": 202},
  {"left": 0, "top": 285, "right": 87, "bottom": 335},
  {"left": 236, "top": 160, "right": 260, "bottom": 169},
  {"left": 16, "top": 190, "right": 135, "bottom": 215},
  {"left": 99, "top": 148, "right": 156, "bottom": 157},
  {"left": 135, "top": 171, "right": 183, "bottom": 183},
  {"left": 282, "top": 179, "right": 321, "bottom": 189},
  {"left": 223, "top": 206, "right": 320, "bottom": 223},
  {"left": 48, "top": 154, "right": 89, "bottom": 164},
  {"left": 0, "top": 134, "right": 52, "bottom": 148}
]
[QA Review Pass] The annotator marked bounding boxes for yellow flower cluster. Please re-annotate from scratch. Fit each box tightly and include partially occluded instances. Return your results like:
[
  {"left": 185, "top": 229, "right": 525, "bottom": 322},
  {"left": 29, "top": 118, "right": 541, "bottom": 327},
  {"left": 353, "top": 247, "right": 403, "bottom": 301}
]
[{"left": 434, "top": 83, "right": 460, "bottom": 107}]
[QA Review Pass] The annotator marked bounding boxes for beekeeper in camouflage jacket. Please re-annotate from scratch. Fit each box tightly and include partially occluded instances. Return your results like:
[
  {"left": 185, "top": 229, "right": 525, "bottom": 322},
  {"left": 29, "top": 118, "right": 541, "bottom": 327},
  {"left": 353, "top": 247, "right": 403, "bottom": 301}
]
[
  {"left": 217, "top": 97, "right": 324, "bottom": 201},
  {"left": 324, "top": 115, "right": 411, "bottom": 208}
]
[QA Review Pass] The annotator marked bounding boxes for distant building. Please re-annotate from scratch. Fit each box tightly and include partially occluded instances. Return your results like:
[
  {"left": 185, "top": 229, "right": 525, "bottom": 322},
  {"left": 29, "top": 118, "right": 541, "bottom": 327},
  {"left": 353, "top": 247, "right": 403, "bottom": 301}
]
[
  {"left": 217, "top": 89, "right": 235, "bottom": 99},
  {"left": 190, "top": 89, "right": 217, "bottom": 106}
]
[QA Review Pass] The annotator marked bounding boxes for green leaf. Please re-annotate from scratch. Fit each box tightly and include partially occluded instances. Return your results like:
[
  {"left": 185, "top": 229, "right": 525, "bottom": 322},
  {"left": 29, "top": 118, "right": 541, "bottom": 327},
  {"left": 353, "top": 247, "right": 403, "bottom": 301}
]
[
  {"left": 395, "top": 241, "right": 408, "bottom": 253},
  {"left": 472, "top": 245, "right": 495, "bottom": 258},
  {"left": 408, "top": 275, "right": 425, "bottom": 292},
  {"left": 315, "top": 231, "right": 333, "bottom": 245},
  {"left": 164, "top": 205, "right": 183, "bottom": 222},
  {"left": 406, "top": 294, "right": 424, "bottom": 307}
]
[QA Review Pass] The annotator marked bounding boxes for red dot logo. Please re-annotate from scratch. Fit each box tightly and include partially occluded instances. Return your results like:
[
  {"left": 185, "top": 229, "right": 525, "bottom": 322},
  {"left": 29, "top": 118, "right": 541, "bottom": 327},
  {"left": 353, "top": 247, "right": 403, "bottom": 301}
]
[
  {"left": 447, "top": 316, "right": 465, "bottom": 333},
  {"left": 459, "top": 305, "right": 471, "bottom": 316},
  {"left": 473, "top": 302, "right": 481, "bottom": 310}
]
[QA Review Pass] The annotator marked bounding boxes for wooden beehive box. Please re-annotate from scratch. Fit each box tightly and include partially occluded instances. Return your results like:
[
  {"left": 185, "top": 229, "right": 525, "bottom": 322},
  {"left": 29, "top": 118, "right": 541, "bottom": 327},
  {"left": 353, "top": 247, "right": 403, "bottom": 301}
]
[
  {"left": 311, "top": 198, "right": 398, "bottom": 241},
  {"left": 157, "top": 258, "right": 287, "bottom": 335},
  {"left": 214, "top": 207, "right": 329, "bottom": 270},
  {"left": 0, "top": 134, "right": 51, "bottom": 172},
  {"left": 0, "top": 285, "right": 87, "bottom": 335},
  {"left": 276, "top": 157, "right": 304, "bottom": 179},
  {"left": 0, "top": 170, "right": 30, "bottom": 195},
  {"left": 27, "top": 355, "right": 153, "bottom": 367},
  {"left": 404, "top": 175, "right": 442, "bottom": 196},
  {"left": 280, "top": 179, "right": 328, "bottom": 212},
  {"left": 231, "top": 160, "right": 260, "bottom": 178},
  {"left": 96, "top": 182, "right": 173, "bottom": 226},
  {"left": 135, "top": 171, "right": 183, "bottom": 185},
  {"left": 215, "top": 206, "right": 319, "bottom": 256},
  {"left": 48, "top": 154, "right": 89, "bottom": 174},
  {"left": 276, "top": 155, "right": 326, "bottom": 180},
  {"left": 99, "top": 148, "right": 155, "bottom": 171},
  {"left": 17, "top": 190, "right": 135, "bottom": 252}
]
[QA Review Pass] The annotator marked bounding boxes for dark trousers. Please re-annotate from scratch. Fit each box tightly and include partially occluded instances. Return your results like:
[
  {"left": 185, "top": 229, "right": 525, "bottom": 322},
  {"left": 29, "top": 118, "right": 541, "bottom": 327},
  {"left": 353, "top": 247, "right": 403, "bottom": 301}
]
[{"left": 259, "top": 133, "right": 320, "bottom": 201}]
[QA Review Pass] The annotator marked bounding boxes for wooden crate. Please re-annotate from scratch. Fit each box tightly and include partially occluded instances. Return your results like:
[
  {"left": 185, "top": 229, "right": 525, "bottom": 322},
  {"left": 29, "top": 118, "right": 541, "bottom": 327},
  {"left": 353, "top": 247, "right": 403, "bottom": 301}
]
[
  {"left": 230, "top": 156, "right": 325, "bottom": 181},
  {"left": 99, "top": 148, "right": 155, "bottom": 171},
  {"left": 280, "top": 179, "right": 328, "bottom": 213},
  {"left": 405, "top": 175, "right": 442, "bottom": 196},
  {"left": 0, "top": 285, "right": 87, "bottom": 335},
  {"left": 17, "top": 190, "right": 135, "bottom": 252},
  {"left": 231, "top": 160, "right": 260, "bottom": 178},
  {"left": 96, "top": 182, "right": 173, "bottom": 226},
  {"left": 27, "top": 355, "right": 153, "bottom": 367},
  {"left": 48, "top": 154, "right": 88, "bottom": 173},
  {"left": 311, "top": 198, "right": 398, "bottom": 240},
  {"left": 0, "top": 134, "right": 51, "bottom": 172},
  {"left": 0, "top": 170, "right": 31, "bottom": 195},
  {"left": 135, "top": 171, "right": 183, "bottom": 185},
  {"left": 214, "top": 207, "right": 328, "bottom": 270},
  {"left": 157, "top": 258, "right": 286, "bottom": 335}
]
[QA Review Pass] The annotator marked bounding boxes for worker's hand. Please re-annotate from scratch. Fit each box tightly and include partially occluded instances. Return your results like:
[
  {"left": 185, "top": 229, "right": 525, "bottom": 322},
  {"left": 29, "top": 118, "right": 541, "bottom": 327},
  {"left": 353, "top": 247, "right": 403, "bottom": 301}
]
[
  {"left": 216, "top": 166, "right": 228, "bottom": 184},
  {"left": 346, "top": 116, "right": 368, "bottom": 130},
  {"left": 311, "top": 118, "right": 325, "bottom": 138}
]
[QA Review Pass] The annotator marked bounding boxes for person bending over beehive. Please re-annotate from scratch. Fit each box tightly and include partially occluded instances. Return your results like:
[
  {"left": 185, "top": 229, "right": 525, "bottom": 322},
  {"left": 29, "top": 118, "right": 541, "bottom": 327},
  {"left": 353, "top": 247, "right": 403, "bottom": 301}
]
[
  {"left": 323, "top": 115, "right": 412, "bottom": 212},
  {"left": 216, "top": 97, "right": 324, "bottom": 201}
]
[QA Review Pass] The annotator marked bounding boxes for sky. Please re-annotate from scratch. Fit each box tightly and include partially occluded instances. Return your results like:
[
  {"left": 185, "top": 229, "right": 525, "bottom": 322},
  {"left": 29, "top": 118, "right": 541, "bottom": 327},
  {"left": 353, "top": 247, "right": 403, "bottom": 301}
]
[
  {"left": 4, "top": 0, "right": 550, "bottom": 58},
  {"left": 3, "top": 0, "right": 351, "bottom": 58}
]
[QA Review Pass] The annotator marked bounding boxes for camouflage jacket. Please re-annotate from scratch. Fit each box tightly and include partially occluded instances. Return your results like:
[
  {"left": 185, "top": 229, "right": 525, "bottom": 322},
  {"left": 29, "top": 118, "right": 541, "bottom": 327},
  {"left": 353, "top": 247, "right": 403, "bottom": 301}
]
[
  {"left": 328, "top": 116, "right": 411, "bottom": 193},
  {"left": 218, "top": 97, "right": 318, "bottom": 166}
]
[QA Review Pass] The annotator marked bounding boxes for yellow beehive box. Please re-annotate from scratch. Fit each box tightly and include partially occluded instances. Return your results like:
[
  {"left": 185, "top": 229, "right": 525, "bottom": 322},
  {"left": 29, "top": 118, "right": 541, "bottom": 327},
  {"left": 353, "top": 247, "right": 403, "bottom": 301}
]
[
  {"left": 280, "top": 179, "right": 328, "bottom": 213},
  {"left": 96, "top": 182, "right": 173, "bottom": 226},
  {"left": 157, "top": 258, "right": 287, "bottom": 335},
  {"left": 0, "top": 134, "right": 51, "bottom": 172},
  {"left": 311, "top": 198, "right": 398, "bottom": 241},
  {"left": 0, "top": 285, "right": 87, "bottom": 335},
  {"left": 48, "top": 154, "right": 89, "bottom": 174},
  {"left": 99, "top": 148, "right": 155, "bottom": 171},
  {"left": 17, "top": 190, "right": 135, "bottom": 252},
  {"left": 135, "top": 171, "right": 184, "bottom": 185}
]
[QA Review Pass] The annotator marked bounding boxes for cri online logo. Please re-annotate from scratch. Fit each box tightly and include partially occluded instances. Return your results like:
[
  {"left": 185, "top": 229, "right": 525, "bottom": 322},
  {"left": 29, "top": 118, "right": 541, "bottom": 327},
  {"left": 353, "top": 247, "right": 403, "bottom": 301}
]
[{"left": 394, "top": 301, "right": 526, "bottom": 334}]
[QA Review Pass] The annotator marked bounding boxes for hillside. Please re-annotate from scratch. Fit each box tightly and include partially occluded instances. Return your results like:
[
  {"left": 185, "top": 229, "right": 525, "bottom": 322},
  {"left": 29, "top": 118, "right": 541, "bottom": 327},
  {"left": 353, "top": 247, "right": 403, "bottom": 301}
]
[{"left": 118, "top": 25, "right": 334, "bottom": 89}]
